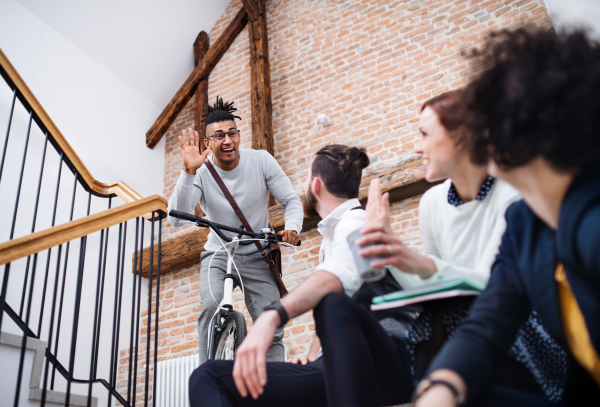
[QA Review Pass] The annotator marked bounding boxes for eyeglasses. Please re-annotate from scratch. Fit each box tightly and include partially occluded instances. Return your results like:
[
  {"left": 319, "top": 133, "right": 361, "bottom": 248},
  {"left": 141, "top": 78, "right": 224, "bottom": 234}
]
[{"left": 206, "top": 130, "right": 240, "bottom": 141}]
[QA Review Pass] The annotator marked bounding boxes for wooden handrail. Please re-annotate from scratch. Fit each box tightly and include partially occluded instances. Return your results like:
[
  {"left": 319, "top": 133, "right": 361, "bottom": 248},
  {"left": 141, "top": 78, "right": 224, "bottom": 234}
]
[
  {"left": 0, "top": 195, "right": 167, "bottom": 266},
  {"left": 0, "top": 47, "right": 144, "bottom": 203}
]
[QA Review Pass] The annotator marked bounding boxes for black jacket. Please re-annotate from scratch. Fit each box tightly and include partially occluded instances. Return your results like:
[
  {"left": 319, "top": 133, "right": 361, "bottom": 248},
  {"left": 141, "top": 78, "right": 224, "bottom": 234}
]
[{"left": 428, "top": 166, "right": 600, "bottom": 406}]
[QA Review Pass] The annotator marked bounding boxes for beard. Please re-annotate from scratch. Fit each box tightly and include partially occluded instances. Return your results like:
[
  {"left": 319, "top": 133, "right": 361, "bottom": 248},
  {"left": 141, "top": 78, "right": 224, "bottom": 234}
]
[{"left": 304, "top": 185, "right": 319, "bottom": 217}]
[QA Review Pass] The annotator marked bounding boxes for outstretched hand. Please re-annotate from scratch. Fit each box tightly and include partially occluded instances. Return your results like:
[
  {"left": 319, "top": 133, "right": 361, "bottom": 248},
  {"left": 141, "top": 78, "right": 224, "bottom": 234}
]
[
  {"left": 232, "top": 310, "right": 279, "bottom": 399},
  {"left": 179, "top": 128, "right": 211, "bottom": 175}
]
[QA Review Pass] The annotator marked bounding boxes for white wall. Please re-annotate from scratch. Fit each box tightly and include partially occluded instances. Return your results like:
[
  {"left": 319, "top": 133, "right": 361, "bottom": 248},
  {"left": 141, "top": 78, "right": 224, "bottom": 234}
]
[
  {"left": 0, "top": 0, "right": 227, "bottom": 405},
  {"left": 545, "top": 0, "right": 600, "bottom": 37}
]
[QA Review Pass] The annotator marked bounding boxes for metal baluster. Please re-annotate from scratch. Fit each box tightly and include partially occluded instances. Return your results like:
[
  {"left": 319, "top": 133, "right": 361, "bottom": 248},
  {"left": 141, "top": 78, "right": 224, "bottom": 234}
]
[
  {"left": 9, "top": 111, "right": 33, "bottom": 240},
  {"left": 37, "top": 152, "right": 64, "bottom": 335},
  {"left": 111, "top": 222, "right": 128, "bottom": 395},
  {"left": 86, "top": 227, "right": 105, "bottom": 407},
  {"left": 144, "top": 213, "right": 155, "bottom": 407},
  {"left": 92, "top": 223, "right": 110, "bottom": 381},
  {"left": 51, "top": 172, "right": 79, "bottom": 389},
  {"left": 152, "top": 215, "right": 162, "bottom": 407},
  {"left": 40, "top": 244, "right": 63, "bottom": 407},
  {"left": 0, "top": 112, "right": 33, "bottom": 332},
  {"left": 64, "top": 192, "right": 91, "bottom": 407},
  {"left": 19, "top": 133, "right": 49, "bottom": 317},
  {"left": 0, "top": 89, "right": 17, "bottom": 183},
  {"left": 13, "top": 253, "right": 39, "bottom": 407},
  {"left": 132, "top": 219, "right": 145, "bottom": 406},
  {"left": 127, "top": 217, "right": 140, "bottom": 405},
  {"left": 91, "top": 197, "right": 112, "bottom": 384},
  {"left": 107, "top": 223, "right": 123, "bottom": 407}
]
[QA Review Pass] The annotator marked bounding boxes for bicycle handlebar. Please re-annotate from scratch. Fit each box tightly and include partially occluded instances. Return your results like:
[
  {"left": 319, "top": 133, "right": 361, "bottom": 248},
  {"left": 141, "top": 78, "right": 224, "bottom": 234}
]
[{"left": 169, "top": 210, "right": 301, "bottom": 246}]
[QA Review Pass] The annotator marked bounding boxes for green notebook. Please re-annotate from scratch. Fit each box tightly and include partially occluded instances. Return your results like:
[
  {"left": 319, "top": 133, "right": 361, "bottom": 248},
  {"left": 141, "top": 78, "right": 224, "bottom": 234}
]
[{"left": 372, "top": 277, "right": 485, "bottom": 308}]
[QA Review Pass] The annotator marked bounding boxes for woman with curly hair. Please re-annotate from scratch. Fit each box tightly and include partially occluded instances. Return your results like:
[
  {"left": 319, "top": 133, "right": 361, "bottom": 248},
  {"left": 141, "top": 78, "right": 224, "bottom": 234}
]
[
  {"left": 360, "top": 88, "right": 565, "bottom": 403},
  {"left": 411, "top": 28, "right": 600, "bottom": 407}
]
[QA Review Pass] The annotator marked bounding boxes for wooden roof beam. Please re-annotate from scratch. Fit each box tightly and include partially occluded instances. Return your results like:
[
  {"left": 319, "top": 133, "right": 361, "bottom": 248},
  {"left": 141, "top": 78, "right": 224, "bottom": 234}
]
[
  {"left": 145, "top": 8, "right": 248, "bottom": 149},
  {"left": 244, "top": 0, "right": 274, "bottom": 155}
]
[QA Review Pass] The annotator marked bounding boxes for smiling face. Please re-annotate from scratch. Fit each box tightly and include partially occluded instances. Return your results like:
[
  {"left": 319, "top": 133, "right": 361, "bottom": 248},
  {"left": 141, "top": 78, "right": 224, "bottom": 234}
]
[
  {"left": 204, "top": 120, "right": 240, "bottom": 169},
  {"left": 415, "top": 107, "right": 465, "bottom": 182}
]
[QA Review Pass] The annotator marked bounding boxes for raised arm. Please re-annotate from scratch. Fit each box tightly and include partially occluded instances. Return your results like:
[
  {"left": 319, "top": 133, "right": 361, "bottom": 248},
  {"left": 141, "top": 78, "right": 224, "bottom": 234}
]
[{"left": 168, "top": 128, "right": 211, "bottom": 227}]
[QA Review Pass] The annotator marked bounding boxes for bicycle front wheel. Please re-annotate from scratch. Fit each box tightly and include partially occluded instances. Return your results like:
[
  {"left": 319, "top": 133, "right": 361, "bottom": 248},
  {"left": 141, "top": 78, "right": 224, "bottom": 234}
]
[{"left": 212, "top": 311, "right": 247, "bottom": 360}]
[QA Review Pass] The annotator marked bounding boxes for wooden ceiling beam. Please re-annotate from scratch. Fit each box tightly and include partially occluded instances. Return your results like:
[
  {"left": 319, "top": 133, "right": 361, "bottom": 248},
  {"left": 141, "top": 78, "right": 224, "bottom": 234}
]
[
  {"left": 245, "top": 0, "right": 274, "bottom": 155},
  {"left": 193, "top": 31, "right": 209, "bottom": 153},
  {"left": 240, "top": 0, "right": 262, "bottom": 20},
  {"left": 145, "top": 8, "right": 248, "bottom": 149},
  {"left": 137, "top": 158, "right": 440, "bottom": 278}
]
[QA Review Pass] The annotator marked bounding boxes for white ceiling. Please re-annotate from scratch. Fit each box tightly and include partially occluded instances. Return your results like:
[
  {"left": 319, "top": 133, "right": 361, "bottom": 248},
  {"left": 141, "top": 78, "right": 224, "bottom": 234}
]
[{"left": 15, "top": 0, "right": 230, "bottom": 109}]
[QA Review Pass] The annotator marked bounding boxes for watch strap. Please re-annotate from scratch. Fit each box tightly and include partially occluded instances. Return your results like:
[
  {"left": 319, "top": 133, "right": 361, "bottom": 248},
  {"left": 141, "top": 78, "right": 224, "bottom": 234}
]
[{"left": 264, "top": 301, "right": 289, "bottom": 328}]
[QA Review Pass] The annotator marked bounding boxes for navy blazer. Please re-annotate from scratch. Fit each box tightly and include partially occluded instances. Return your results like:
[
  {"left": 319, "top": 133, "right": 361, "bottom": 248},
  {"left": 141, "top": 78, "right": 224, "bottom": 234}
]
[{"left": 428, "top": 167, "right": 600, "bottom": 406}]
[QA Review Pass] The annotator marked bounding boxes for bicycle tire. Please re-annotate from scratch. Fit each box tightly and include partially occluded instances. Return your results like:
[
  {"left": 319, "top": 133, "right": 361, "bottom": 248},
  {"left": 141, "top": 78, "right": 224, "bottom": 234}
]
[{"left": 211, "top": 311, "right": 247, "bottom": 360}]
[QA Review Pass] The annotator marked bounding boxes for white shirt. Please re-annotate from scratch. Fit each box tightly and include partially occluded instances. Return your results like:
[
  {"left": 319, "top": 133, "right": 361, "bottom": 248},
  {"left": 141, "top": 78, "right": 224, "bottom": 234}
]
[
  {"left": 313, "top": 198, "right": 365, "bottom": 360},
  {"left": 390, "top": 179, "right": 521, "bottom": 289},
  {"left": 316, "top": 198, "right": 366, "bottom": 297}
]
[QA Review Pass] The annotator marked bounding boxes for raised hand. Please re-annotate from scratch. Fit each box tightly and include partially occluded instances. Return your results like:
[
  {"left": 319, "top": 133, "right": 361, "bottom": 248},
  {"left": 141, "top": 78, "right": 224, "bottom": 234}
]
[
  {"left": 364, "top": 178, "right": 393, "bottom": 233},
  {"left": 179, "top": 128, "right": 211, "bottom": 175}
]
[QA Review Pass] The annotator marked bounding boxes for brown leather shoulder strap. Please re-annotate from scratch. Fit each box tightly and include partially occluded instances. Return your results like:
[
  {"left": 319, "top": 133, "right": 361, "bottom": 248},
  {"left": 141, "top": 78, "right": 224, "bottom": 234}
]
[{"left": 203, "top": 160, "right": 267, "bottom": 254}]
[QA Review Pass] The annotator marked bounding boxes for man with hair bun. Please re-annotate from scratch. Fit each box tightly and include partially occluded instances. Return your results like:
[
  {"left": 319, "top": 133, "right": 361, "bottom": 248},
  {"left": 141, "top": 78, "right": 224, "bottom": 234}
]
[
  {"left": 168, "top": 96, "right": 303, "bottom": 364},
  {"left": 189, "top": 144, "right": 383, "bottom": 407}
]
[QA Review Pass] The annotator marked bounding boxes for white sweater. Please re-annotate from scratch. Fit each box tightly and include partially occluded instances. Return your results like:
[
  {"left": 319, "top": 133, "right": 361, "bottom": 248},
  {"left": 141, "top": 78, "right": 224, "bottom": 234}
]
[{"left": 390, "top": 179, "right": 521, "bottom": 289}]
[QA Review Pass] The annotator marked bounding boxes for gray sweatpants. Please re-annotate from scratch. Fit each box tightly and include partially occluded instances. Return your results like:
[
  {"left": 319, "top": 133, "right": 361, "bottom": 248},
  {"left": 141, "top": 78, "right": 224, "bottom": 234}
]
[{"left": 197, "top": 250, "right": 284, "bottom": 364}]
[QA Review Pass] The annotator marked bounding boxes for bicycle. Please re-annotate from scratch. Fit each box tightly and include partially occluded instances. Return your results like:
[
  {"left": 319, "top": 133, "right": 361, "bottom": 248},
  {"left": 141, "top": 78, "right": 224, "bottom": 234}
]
[{"left": 168, "top": 210, "right": 301, "bottom": 361}]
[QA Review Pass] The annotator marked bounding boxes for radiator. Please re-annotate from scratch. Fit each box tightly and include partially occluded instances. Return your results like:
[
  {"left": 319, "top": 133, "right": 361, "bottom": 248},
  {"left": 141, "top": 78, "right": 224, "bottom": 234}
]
[{"left": 155, "top": 354, "right": 200, "bottom": 407}]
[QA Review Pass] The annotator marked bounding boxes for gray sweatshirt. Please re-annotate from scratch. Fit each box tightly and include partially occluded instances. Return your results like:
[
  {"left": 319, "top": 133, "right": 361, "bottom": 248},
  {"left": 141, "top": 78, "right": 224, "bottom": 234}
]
[{"left": 168, "top": 148, "right": 304, "bottom": 255}]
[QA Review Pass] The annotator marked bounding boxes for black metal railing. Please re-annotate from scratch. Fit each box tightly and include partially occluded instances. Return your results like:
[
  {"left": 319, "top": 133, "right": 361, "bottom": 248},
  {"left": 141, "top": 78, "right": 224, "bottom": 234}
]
[{"left": 0, "top": 53, "right": 165, "bottom": 406}]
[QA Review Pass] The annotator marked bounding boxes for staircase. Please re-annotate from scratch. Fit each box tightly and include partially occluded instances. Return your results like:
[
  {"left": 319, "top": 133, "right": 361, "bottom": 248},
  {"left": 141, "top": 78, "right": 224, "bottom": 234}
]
[
  {"left": 1, "top": 332, "right": 98, "bottom": 407},
  {"left": 0, "top": 47, "right": 167, "bottom": 406}
]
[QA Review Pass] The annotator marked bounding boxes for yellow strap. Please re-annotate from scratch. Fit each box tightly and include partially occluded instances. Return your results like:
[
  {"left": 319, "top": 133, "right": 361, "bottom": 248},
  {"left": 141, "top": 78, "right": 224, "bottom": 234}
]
[{"left": 555, "top": 263, "right": 600, "bottom": 387}]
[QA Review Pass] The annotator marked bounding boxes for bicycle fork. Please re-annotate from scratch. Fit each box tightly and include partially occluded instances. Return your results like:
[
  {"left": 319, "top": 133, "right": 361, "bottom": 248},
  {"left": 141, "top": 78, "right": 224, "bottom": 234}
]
[{"left": 207, "top": 237, "right": 239, "bottom": 359}]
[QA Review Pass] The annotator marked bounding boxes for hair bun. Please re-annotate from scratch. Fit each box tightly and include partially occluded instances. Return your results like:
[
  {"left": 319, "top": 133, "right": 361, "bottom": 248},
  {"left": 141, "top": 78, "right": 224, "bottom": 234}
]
[{"left": 340, "top": 147, "right": 370, "bottom": 176}]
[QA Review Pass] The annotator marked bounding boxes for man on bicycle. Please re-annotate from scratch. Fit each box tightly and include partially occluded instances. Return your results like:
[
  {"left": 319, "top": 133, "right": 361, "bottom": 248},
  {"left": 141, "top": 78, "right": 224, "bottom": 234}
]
[
  {"left": 189, "top": 144, "right": 378, "bottom": 406},
  {"left": 167, "top": 97, "right": 303, "bottom": 364}
]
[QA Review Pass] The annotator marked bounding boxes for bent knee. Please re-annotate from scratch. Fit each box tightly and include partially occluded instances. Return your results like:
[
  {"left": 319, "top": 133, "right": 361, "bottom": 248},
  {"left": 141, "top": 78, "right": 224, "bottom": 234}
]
[
  {"left": 314, "top": 292, "right": 354, "bottom": 322},
  {"left": 189, "top": 360, "right": 231, "bottom": 388}
]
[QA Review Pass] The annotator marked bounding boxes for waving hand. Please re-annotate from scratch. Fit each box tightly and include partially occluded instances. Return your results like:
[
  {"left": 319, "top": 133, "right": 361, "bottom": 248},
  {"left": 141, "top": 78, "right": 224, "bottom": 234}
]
[{"left": 179, "top": 128, "right": 211, "bottom": 175}]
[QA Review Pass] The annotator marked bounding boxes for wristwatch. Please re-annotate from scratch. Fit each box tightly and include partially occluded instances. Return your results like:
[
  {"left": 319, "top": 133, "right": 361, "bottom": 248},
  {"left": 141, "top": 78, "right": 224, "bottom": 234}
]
[
  {"left": 263, "top": 301, "right": 289, "bottom": 328},
  {"left": 412, "top": 377, "right": 465, "bottom": 406}
]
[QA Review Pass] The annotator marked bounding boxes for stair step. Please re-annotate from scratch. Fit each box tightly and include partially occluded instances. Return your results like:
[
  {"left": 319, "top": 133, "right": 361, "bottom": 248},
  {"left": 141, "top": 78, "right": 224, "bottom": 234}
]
[{"left": 0, "top": 332, "right": 98, "bottom": 407}]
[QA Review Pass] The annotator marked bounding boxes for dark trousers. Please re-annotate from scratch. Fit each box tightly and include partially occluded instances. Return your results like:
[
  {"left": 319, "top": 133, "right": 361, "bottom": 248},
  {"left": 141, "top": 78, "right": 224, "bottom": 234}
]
[
  {"left": 189, "top": 293, "right": 414, "bottom": 407},
  {"left": 467, "top": 386, "right": 565, "bottom": 407},
  {"left": 189, "top": 358, "right": 327, "bottom": 407}
]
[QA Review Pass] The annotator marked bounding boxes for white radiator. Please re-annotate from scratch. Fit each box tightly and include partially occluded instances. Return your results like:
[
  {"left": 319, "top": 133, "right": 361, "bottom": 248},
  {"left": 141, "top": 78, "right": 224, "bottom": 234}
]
[{"left": 155, "top": 354, "right": 200, "bottom": 407}]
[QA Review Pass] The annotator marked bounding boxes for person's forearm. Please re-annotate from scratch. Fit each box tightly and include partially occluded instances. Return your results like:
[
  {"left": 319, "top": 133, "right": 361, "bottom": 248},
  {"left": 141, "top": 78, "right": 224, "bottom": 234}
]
[
  {"left": 282, "top": 194, "right": 303, "bottom": 233},
  {"left": 167, "top": 171, "right": 201, "bottom": 227},
  {"left": 414, "top": 369, "right": 467, "bottom": 406},
  {"left": 280, "top": 270, "right": 343, "bottom": 320}
]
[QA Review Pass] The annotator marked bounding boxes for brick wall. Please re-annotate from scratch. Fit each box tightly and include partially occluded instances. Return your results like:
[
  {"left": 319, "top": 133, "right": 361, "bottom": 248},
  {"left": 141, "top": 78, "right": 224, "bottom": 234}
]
[{"left": 118, "top": 0, "right": 550, "bottom": 400}]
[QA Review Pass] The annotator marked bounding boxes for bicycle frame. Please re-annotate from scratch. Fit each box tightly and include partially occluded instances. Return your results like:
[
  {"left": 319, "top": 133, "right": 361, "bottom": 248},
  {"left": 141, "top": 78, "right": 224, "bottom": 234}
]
[{"left": 168, "top": 209, "right": 300, "bottom": 360}]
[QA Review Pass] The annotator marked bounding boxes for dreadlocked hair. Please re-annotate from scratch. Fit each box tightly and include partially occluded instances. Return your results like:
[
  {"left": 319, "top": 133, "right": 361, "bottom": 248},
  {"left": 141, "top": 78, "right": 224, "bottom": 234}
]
[{"left": 202, "top": 96, "right": 242, "bottom": 127}]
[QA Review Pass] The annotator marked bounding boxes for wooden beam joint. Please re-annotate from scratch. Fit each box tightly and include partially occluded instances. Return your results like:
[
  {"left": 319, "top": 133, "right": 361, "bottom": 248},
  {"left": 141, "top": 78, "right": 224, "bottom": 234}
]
[{"left": 146, "top": 8, "right": 248, "bottom": 149}]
